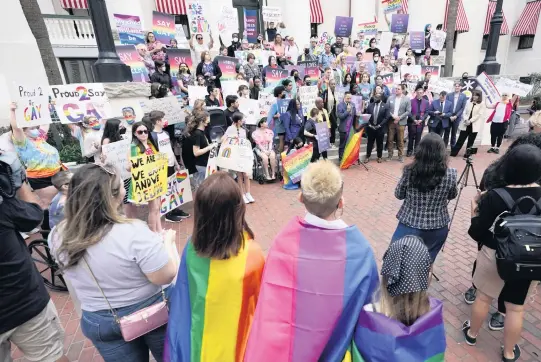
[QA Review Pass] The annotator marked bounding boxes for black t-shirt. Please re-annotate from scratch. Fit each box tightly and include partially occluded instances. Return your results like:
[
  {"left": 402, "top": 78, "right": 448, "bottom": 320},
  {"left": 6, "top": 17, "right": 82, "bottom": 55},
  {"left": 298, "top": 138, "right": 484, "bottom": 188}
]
[
  {"left": 266, "top": 28, "right": 277, "bottom": 42},
  {"left": 0, "top": 198, "right": 48, "bottom": 334},
  {"left": 181, "top": 134, "right": 197, "bottom": 174},
  {"left": 205, "top": 95, "right": 220, "bottom": 107},
  {"left": 191, "top": 129, "right": 210, "bottom": 167},
  {"left": 224, "top": 108, "right": 236, "bottom": 127}
]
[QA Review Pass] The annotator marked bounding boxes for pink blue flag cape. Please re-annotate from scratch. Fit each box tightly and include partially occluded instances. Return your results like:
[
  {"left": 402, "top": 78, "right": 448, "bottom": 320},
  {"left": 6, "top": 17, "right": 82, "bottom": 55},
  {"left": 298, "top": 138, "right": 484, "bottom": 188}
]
[
  {"left": 244, "top": 217, "right": 379, "bottom": 362},
  {"left": 346, "top": 297, "right": 446, "bottom": 362}
]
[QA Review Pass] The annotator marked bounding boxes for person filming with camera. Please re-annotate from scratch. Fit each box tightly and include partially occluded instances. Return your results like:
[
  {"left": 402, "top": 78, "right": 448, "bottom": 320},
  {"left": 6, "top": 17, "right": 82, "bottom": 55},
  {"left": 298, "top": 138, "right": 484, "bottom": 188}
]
[{"left": 0, "top": 149, "right": 69, "bottom": 362}]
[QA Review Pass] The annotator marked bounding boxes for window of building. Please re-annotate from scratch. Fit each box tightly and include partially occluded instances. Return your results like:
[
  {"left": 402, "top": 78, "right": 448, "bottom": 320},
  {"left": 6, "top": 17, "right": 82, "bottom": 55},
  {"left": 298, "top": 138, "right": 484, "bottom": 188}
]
[
  {"left": 518, "top": 35, "right": 535, "bottom": 50},
  {"left": 174, "top": 15, "right": 190, "bottom": 38},
  {"left": 60, "top": 58, "right": 97, "bottom": 84},
  {"left": 481, "top": 35, "right": 488, "bottom": 50},
  {"left": 311, "top": 23, "right": 319, "bottom": 38}
]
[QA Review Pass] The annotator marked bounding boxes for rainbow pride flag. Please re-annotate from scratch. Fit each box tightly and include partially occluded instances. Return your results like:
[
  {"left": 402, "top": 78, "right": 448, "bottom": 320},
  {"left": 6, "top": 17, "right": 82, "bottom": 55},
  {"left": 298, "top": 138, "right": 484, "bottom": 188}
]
[
  {"left": 244, "top": 217, "right": 379, "bottom": 362},
  {"left": 164, "top": 236, "right": 265, "bottom": 362},
  {"left": 340, "top": 115, "right": 364, "bottom": 169},
  {"left": 347, "top": 298, "right": 446, "bottom": 362}
]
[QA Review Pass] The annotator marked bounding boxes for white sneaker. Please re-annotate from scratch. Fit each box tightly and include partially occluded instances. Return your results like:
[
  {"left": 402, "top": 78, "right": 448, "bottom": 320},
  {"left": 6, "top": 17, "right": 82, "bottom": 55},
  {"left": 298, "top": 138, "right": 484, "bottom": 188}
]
[
  {"left": 330, "top": 144, "right": 338, "bottom": 150},
  {"left": 246, "top": 193, "right": 255, "bottom": 203},
  {"left": 243, "top": 194, "right": 250, "bottom": 204}
]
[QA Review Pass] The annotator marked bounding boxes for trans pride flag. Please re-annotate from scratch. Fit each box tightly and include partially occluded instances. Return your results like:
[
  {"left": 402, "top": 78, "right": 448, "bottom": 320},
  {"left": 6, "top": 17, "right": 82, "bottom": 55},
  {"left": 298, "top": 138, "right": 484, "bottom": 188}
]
[
  {"left": 244, "top": 217, "right": 379, "bottom": 362},
  {"left": 164, "top": 237, "right": 265, "bottom": 362},
  {"left": 345, "top": 298, "right": 446, "bottom": 362}
]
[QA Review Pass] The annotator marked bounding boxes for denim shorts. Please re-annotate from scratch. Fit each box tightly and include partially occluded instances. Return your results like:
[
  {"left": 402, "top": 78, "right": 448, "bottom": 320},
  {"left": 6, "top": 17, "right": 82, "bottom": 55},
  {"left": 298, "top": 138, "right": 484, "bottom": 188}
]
[{"left": 81, "top": 288, "right": 170, "bottom": 362}]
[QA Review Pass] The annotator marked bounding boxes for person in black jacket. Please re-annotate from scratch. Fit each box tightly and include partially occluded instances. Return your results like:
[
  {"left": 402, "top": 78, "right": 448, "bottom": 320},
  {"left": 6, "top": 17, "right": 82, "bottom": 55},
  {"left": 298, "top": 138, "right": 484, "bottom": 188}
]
[
  {"left": 363, "top": 93, "right": 389, "bottom": 163},
  {"left": 465, "top": 144, "right": 541, "bottom": 362},
  {"left": 150, "top": 60, "right": 173, "bottom": 91},
  {"left": 204, "top": 85, "right": 221, "bottom": 107},
  {"left": 196, "top": 51, "right": 222, "bottom": 89}
]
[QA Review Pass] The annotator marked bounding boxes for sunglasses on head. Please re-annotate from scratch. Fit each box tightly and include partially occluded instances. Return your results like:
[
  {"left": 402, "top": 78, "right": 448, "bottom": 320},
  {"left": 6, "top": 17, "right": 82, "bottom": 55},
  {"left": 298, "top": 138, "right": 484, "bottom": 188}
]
[{"left": 136, "top": 130, "right": 148, "bottom": 135}]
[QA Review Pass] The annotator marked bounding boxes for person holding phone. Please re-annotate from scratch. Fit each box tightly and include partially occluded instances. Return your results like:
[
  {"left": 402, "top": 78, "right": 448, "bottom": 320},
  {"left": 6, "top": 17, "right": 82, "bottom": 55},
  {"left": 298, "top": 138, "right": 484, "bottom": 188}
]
[{"left": 428, "top": 91, "right": 453, "bottom": 145}]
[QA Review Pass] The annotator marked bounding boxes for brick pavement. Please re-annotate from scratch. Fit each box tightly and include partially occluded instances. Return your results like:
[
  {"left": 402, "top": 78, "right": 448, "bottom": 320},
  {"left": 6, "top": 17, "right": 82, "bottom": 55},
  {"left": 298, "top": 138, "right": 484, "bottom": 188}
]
[{"left": 13, "top": 143, "right": 541, "bottom": 362}]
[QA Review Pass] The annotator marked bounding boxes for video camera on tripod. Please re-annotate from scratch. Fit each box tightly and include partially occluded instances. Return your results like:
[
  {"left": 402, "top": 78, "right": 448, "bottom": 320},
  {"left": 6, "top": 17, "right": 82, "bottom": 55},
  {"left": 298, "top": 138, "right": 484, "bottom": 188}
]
[{"left": 464, "top": 147, "right": 478, "bottom": 159}]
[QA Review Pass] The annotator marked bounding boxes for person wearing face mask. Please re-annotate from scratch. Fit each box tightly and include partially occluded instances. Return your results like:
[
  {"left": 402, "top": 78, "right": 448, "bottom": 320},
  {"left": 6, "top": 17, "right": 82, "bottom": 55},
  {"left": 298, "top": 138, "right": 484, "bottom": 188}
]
[
  {"left": 298, "top": 44, "right": 317, "bottom": 62},
  {"left": 177, "top": 62, "right": 194, "bottom": 96},
  {"left": 9, "top": 102, "right": 62, "bottom": 209},
  {"left": 225, "top": 33, "right": 242, "bottom": 57},
  {"left": 150, "top": 60, "right": 173, "bottom": 92},
  {"left": 250, "top": 76, "right": 262, "bottom": 100},
  {"left": 364, "top": 92, "right": 390, "bottom": 163}
]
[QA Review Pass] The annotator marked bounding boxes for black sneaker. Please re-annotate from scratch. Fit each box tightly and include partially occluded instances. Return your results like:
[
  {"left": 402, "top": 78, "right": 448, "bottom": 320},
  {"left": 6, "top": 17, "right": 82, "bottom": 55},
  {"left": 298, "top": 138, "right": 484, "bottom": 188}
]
[
  {"left": 165, "top": 213, "right": 183, "bottom": 223},
  {"left": 494, "top": 148, "right": 500, "bottom": 154},
  {"left": 502, "top": 344, "right": 521, "bottom": 362},
  {"left": 489, "top": 312, "right": 505, "bottom": 331},
  {"left": 488, "top": 147, "right": 495, "bottom": 153},
  {"left": 172, "top": 209, "right": 191, "bottom": 219},
  {"left": 462, "top": 320, "right": 477, "bottom": 346},
  {"left": 464, "top": 286, "right": 477, "bottom": 305},
  {"left": 406, "top": 151, "right": 413, "bottom": 157}
]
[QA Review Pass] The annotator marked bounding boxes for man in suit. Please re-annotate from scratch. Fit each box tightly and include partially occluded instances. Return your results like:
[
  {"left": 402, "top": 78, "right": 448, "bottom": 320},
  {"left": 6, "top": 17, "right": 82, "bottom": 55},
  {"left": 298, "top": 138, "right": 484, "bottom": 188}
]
[
  {"left": 446, "top": 82, "right": 468, "bottom": 147},
  {"left": 407, "top": 86, "right": 431, "bottom": 157},
  {"left": 363, "top": 93, "right": 389, "bottom": 163},
  {"left": 428, "top": 91, "right": 453, "bottom": 145},
  {"left": 386, "top": 84, "right": 411, "bottom": 162},
  {"left": 336, "top": 91, "right": 357, "bottom": 162}
]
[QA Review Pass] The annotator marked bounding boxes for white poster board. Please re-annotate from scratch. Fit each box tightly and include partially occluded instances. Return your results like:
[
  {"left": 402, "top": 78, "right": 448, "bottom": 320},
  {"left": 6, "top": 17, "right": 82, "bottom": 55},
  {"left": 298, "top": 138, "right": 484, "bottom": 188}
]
[
  {"left": 400, "top": 64, "right": 422, "bottom": 82},
  {"left": 140, "top": 97, "right": 186, "bottom": 125},
  {"left": 50, "top": 83, "right": 110, "bottom": 124},
  {"left": 186, "top": 0, "right": 211, "bottom": 34},
  {"left": 101, "top": 139, "right": 131, "bottom": 180},
  {"left": 188, "top": 86, "right": 208, "bottom": 106},
  {"left": 430, "top": 30, "right": 446, "bottom": 51},
  {"left": 11, "top": 84, "right": 52, "bottom": 128},
  {"left": 218, "top": 5, "right": 239, "bottom": 37},
  {"left": 216, "top": 136, "right": 254, "bottom": 174},
  {"left": 205, "top": 147, "right": 218, "bottom": 178},
  {"left": 262, "top": 6, "right": 282, "bottom": 22},
  {"left": 495, "top": 77, "right": 533, "bottom": 97},
  {"left": 221, "top": 80, "right": 248, "bottom": 99},
  {"left": 378, "top": 32, "right": 394, "bottom": 57},
  {"left": 160, "top": 171, "right": 193, "bottom": 215},
  {"left": 298, "top": 86, "right": 318, "bottom": 116},
  {"left": 238, "top": 98, "right": 260, "bottom": 125},
  {"left": 477, "top": 72, "right": 500, "bottom": 106},
  {"left": 427, "top": 78, "right": 454, "bottom": 94},
  {"left": 258, "top": 92, "right": 276, "bottom": 117}
]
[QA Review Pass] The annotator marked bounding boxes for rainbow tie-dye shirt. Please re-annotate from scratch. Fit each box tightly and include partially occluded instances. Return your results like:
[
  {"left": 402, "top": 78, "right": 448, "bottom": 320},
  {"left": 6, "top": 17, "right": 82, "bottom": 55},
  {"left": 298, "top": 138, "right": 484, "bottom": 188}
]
[{"left": 13, "top": 136, "right": 61, "bottom": 179}]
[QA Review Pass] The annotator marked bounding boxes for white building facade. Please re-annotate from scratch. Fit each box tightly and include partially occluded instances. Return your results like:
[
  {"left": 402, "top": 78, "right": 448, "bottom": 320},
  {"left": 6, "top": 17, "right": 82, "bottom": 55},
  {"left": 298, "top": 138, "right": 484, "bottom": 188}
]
[{"left": 2, "top": 0, "right": 540, "bottom": 91}]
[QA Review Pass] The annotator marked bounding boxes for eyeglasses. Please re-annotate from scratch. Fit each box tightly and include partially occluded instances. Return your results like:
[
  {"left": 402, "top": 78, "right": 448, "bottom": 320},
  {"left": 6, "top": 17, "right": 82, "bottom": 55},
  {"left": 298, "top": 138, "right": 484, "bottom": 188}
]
[{"left": 136, "top": 130, "right": 148, "bottom": 135}]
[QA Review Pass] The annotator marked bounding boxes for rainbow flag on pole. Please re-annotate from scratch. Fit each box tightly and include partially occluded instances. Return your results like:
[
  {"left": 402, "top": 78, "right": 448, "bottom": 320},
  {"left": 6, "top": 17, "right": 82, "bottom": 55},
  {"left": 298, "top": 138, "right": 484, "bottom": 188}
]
[
  {"left": 340, "top": 115, "right": 365, "bottom": 169},
  {"left": 164, "top": 236, "right": 265, "bottom": 362},
  {"left": 244, "top": 217, "right": 379, "bottom": 362},
  {"left": 346, "top": 298, "right": 446, "bottom": 362}
]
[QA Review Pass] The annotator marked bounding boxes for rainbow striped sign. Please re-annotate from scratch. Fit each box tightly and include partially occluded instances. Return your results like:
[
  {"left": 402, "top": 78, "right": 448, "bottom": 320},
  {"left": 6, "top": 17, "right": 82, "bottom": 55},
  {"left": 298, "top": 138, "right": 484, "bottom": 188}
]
[
  {"left": 116, "top": 45, "right": 149, "bottom": 82},
  {"left": 160, "top": 171, "right": 193, "bottom": 215},
  {"left": 152, "top": 11, "right": 175, "bottom": 44},
  {"left": 282, "top": 143, "right": 313, "bottom": 183}
]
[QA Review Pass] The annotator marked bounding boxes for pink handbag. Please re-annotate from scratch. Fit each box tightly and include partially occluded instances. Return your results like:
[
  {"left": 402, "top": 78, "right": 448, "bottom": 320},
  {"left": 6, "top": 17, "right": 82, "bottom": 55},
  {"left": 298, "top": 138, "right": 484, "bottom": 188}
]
[{"left": 83, "top": 257, "right": 169, "bottom": 342}]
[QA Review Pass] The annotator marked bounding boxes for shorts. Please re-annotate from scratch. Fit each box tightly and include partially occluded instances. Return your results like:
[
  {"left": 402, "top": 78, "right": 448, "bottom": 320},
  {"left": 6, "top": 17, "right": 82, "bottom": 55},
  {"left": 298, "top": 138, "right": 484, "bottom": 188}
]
[
  {"left": 28, "top": 176, "right": 54, "bottom": 191},
  {"left": 0, "top": 300, "right": 64, "bottom": 362},
  {"left": 473, "top": 246, "right": 537, "bottom": 305}
]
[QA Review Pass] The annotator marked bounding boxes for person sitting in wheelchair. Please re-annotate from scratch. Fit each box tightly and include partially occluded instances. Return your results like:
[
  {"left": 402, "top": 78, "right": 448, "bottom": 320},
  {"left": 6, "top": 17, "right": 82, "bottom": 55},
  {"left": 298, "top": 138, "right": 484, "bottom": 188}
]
[{"left": 252, "top": 118, "right": 278, "bottom": 181}]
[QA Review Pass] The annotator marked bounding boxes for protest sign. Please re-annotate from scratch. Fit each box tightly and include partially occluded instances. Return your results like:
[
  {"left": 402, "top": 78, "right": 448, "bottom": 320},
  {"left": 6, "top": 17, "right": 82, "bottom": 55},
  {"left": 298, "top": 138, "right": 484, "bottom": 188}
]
[
  {"left": 258, "top": 92, "right": 276, "bottom": 117},
  {"left": 430, "top": 30, "right": 446, "bottom": 51},
  {"left": 234, "top": 51, "right": 249, "bottom": 64},
  {"left": 409, "top": 31, "right": 425, "bottom": 50},
  {"left": 152, "top": 11, "right": 175, "bottom": 44},
  {"left": 357, "top": 20, "right": 378, "bottom": 37},
  {"left": 167, "top": 49, "right": 193, "bottom": 82},
  {"left": 305, "top": 67, "right": 320, "bottom": 83},
  {"left": 140, "top": 97, "right": 186, "bottom": 125},
  {"left": 358, "top": 114, "right": 371, "bottom": 127},
  {"left": 335, "top": 85, "right": 349, "bottom": 103},
  {"left": 244, "top": 9, "right": 258, "bottom": 43},
  {"left": 160, "top": 171, "right": 193, "bottom": 216},
  {"left": 315, "top": 122, "right": 330, "bottom": 153},
  {"left": 175, "top": 25, "right": 188, "bottom": 42},
  {"left": 350, "top": 95, "right": 364, "bottom": 113},
  {"left": 116, "top": 45, "right": 149, "bottom": 82},
  {"left": 205, "top": 147, "right": 219, "bottom": 178},
  {"left": 128, "top": 152, "right": 168, "bottom": 204},
  {"left": 495, "top": 77, "right": 533, "bottom": 97},
  {"left": 298, "top": 60, "right": 319, "bottom": 68},
  {"left": 379, "top": 32, "right": 394, "bottom": 57},
  {"left": 383, "top": 0, "right": 402, "bottom": 13},
  {"left": 334, "top": 16, "right": 354, "bottom": 37},
  {"left": 109, "top": 99, "right": 143, "bottom": 128},
  {"left": 391, "top": 14, "right": 409, "bottom": 33},
  {"left": 477, "top": 72, "right": 500, "bottom": 106},
  {"left": 401, "top": 64, "right": 421, "bottom": 82},
  {"left": 186, "top": 1, "right": 211, "bottom": 33},
  {"left": 238, "top": 98, "right": 260, "bottom": 125},
  {"left": 101, "top": 139, "right": 131, "bottom": 180},
  {"left": 222, "top": 80, "right": 248, "bottom": 99},
  {"left": 114, "top": 14, "right": 145, "bottom": 45},
  {"left": 254, "top": 50, "right": 276, "bottom": 66},
  {"left": 299, "top": 86, "right": 318, "bottom": 116},
  {"left": 11, "top": 84, "right": 52, "bottom": 128},
  {"left": 215, "top": 56, "right": 239, "bottom": 81},
  {"left": 262, "top": 6, "right": 282, "bottom": 22},
  {"left": 421, "top": 65, "right": 440, "bottom": 80},
  {"left": 50, "top": 83, "right": 110, "bottom": 124},
  {"left": 285, "top": 65, "right": 305, "bottom": 80},
  {"left": 218, "top": 5, "right": 239, "bottom": 36},
  {"left": 283, "top": 144, "right": 313, "bottom": 183},
  {"left": 427, "top": 78, "right": 454, "bottom": 94},
  {"left": 431, "top": 55, "right": 445, "bottom": 66},
  {"left": 265, "top": 68, "right": 288, "bottom": 88},
  {"left": 188, "top": 86, "right": 208, "bottom": 107},
  {"left": 216, "top": 137, "right": 254, "bottom": 174}
]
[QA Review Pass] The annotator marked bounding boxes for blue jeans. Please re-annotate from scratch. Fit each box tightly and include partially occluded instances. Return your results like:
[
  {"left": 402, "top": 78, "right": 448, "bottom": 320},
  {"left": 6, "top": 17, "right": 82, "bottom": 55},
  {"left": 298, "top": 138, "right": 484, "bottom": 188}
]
[
  {"left": 80, "top": 288, "right": 170, "bottom": 362},
  {"left": 391, "top": 222, "right": 449, "bottom": 262}
]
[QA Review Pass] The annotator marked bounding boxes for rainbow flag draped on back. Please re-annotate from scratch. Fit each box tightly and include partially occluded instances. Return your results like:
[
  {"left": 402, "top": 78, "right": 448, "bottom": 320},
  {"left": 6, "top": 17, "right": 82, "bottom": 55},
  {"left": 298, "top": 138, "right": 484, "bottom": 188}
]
[
  {"left": 244, "top": 217, "right": 379, "bottom": 362},
  {"left": 345, "top": 298, "right": 446, "bottom": 362},
  {"left": 164, "top": 237, "right": 265, "bottom": 362},
  {"left": 340, "top": 115, "right": 364, "bottom": 170}
]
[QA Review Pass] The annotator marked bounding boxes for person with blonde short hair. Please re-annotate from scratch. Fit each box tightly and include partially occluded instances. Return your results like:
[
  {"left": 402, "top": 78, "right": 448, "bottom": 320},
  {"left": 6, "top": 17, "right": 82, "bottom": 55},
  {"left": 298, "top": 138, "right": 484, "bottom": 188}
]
[{"left": 245, "top": 160, "right": 379, "bottom": 361}]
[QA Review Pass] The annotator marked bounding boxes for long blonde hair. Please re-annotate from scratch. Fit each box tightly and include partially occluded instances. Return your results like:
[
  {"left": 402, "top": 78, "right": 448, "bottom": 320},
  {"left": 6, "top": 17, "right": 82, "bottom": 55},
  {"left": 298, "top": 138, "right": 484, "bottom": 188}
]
[
  {"left": 377, "top": 276, "right": 431, "bottom": 327},
  {"left": 56, "top": 164, "right": 127, "bottom": 269}
]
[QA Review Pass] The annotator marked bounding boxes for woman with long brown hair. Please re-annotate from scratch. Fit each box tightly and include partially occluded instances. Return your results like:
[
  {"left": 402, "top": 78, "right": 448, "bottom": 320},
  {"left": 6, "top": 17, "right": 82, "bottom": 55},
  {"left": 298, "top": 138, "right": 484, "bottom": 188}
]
[
  {"left": 165, "top": 172, "right": 265, "bottom": 361},
  {"left": 50, "top": 164, "right": 178, "bottom": 362}
]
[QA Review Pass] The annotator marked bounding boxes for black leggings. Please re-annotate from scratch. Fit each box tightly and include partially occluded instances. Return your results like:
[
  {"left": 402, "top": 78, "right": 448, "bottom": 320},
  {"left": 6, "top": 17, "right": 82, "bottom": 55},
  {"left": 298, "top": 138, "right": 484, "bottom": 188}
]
[{"left": 490, "top": 122, "right": 507, "bottom": 148}]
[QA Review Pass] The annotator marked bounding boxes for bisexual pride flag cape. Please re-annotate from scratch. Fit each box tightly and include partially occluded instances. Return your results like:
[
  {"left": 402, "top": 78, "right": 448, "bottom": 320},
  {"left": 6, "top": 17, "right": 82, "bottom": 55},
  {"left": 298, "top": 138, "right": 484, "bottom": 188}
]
[
  {"left": 164, "top": 236, "right": 265, "bottom": 362},
  {"left": 244, "top": 217, "right": 379, "bottom": 362},
  {"left": 345, "top": 298, "right": 446, "bottom": 362}
]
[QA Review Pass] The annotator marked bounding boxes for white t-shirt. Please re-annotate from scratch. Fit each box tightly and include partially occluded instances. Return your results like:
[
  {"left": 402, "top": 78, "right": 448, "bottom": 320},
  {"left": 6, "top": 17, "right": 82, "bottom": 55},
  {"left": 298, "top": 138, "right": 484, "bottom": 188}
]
[
  {"left": 192, "top": 42, "right": 209, "bottom": 64},
  {"left": 155, "top": 130, "right": 175, "bottom": 167},
  {"left": 492, "top": 103, "right": 507, "bottom": 123},
  {"left": 393, "top": 96, "right": 402, "bottom": 117},
  {"left": 225, "top": 125, "right": 247, "bottom": 139}
]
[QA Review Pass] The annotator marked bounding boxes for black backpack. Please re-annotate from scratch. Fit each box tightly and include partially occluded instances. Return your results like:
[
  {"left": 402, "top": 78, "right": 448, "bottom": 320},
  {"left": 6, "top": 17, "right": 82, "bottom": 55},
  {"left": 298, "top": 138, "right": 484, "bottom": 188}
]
[{"left": 492, "top": 188, "right": 541, "bottom": 281}]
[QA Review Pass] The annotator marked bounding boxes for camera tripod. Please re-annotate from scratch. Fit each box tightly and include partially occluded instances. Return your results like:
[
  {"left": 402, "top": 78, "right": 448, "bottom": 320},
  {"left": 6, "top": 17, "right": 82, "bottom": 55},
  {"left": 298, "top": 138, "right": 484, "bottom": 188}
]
[{"left": 448, "top": 155, "right": 479, "bottom": 230}]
